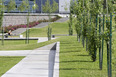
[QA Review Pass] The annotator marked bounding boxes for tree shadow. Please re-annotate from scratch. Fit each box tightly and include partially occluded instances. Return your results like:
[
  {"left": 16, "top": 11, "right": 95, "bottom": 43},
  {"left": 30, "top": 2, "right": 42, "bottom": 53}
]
[
  {"left": 60, "top": 68, "right": 77, "bottom": 70},
  {"left": 60, "top": 50, "right": 81, "bottom": 53},
  {"left": 61, "top": 46, "right": 83, "bottom": 48},
  {"left": 60, "top": 60, "right": 93, "bottom": 63},
  {"left": 78, "top": 68, "right": 99, "bottom": 70},
  {"left": 60, "top": 68, "right": 99, "bottom": 70},
  {"left": 74, "top": 54, "right": 90, "bottom": 56},
  {"left": 62, "top": 47, "right": 82, "bottom": 49}
]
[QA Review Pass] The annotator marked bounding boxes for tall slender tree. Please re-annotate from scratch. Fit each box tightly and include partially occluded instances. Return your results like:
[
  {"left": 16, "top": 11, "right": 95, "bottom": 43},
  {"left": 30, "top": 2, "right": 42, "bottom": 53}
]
[
  {"left": 18, "top": 0, "right": 29, "bottom": 12},
  {"left": 42, "top": 0, "right": 58, "bottom": 40},
  {"left": 18, "top": 0, "right": 30, "bottom": 44},
  {"left": 7, "top": 0, "right": 16, "bottom": 12},
  {"left": 0, "top": 0, "right": 16, "bottom": 45},
  {"left": 32, "top": 0, "right": 38, "bottom": 13}
]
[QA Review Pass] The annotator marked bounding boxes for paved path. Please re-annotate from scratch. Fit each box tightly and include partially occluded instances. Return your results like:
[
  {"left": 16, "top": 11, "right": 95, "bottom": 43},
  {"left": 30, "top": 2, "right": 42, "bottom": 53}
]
[
  {"left": 0, "top": 50, "right": 32, "bottom": 56},
  {"left": 12, "top": 28, "right": 27, "bottom": 35},
  {"left": 0, "top": 37, "right": 38, "bottom": 40},
  {"left": 32, "top": 22, "right": 51, "bottom": 28},
  {"left": 55, "top": 17, "right": 69, "bottom": 22},
  {"left": 1, "top": 42, "right": 60, "bottom": 77},
  {"left": 37, "top": 37, "right": 56, "bottom": 43},
  {"left": 11, "top": 17, "right": 68, "bottom": 35}
]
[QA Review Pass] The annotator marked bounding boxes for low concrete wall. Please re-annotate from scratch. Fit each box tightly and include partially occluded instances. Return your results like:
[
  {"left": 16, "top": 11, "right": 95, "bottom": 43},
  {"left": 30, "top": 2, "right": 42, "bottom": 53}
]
[
  {"left": 53, "top": 42, "right": 60, "bottom": 77},
  {"left": 3, "top": 13, "right": 56, "bottom": 27},
  {"left": 48, "top": 42, "right": 60, "bottom": 77}
]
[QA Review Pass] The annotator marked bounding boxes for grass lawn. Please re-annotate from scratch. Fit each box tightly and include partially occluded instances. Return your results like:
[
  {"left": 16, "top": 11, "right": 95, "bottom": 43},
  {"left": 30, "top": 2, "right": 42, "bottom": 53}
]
[
  {"left": 0, "top": 56, "right": 24, "bottom": 76},
  {"left": 0, "top": 21, "right": 115, "bottom": 77},
  {"left": 59, "top": 35, "right": 116, "bottom": 77},
  {"left": 0, "top": 22, "right": 76, "bottom": 50},
  {"left": 0, "top": 35, "right": 116, "bottom": 77},
  {"left": 0, "top": 39, "right": 59, "bottom": 50},
  {"left": 22, "top": 22, "right": 76, "bottom": 37}
]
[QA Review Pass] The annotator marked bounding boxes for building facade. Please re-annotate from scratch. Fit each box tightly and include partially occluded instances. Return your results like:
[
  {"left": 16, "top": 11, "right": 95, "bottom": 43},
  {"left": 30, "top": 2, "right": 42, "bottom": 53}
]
[
  {"left": 59, "top": 0, "right": 70, "bottom": 13},
  {"left": 4, "top": 0, "right": 35, "bottom": 13},
  {"left": 4, "top": 0, "right": 71, "bottom": 13},
  {"left": 36, "top": 0, "right": 59, "bottom": 13}
]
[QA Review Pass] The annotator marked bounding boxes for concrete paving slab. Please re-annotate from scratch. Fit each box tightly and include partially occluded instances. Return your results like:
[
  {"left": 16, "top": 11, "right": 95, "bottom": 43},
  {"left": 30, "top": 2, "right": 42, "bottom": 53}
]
[
  {"left": 12, "top": 28, "right": 27, "bottom": 35},
  {"left": 32, "top": 22, "right": 51, "bottom": 28},
  {"left": 0, "top": 50, "right": 32, "bottom": 56},
  {"left": 35, "top": 42, "right": 56, "bottom": 50},
  {"left": 55, "top": 17, "right": 69, "bottom": 22},
  {"left": 37, "top": 37, "right": 56, "bottom": 43},
  {"left": 1, "top": 42, "right": 60, "bottom": 77},
  {"left": 1, "top": 50, "right": 50, "bottom": 77},
  {"left": 0, "top": 37, "right": 38, "bottom": 40}
]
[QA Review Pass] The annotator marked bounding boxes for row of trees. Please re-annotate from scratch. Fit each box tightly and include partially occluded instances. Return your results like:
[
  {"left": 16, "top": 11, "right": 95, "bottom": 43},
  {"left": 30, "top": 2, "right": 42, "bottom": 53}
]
[
  {"left": 69, "top": 0, "right": 116, "bottom": 77},
  {"left": 0, "top": 0, "right": 38, "bottom": 44},
  {"left": 0, "top": 0, "right": 38, "bottom": 13},
  {"left": 0, "top": 0, "right": 58, "bottom": 45}
]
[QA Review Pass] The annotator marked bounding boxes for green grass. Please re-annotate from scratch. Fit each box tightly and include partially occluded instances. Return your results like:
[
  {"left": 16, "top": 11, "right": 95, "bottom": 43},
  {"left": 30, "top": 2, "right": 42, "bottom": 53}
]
[
  {"left": 59, "top": 35, "right": 116, "bottom": 77},
  {"left": 22, "top": 22, "right": 76, "bottom": 37},
  {"left": 0, "top": 35, "right": 116, "bottom": 77},
  {"left": 0, "top": 21, "right": 115, "bottom": 77},
  {"left": 0, "top": 56, "right": 24, "bottom": 76},
  {"left": 0, "top": 39, "right": 60, "bottom": 50}
]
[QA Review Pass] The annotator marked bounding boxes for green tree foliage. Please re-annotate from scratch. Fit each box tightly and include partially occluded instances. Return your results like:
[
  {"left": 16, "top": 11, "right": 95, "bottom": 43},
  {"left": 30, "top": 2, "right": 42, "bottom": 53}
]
[
  {"left": 47, "top": 25, "right": 52, "bottom": 40},
  {"left": 0, "top": 0, "right": 6, "bottom": 28},
  {"left": 42, "top": 0, "right": 58, "bottom": 40},
  {"left": 18, "top": 0, "right": 29, "bottom": 12},
  {"left": 0, "top": 0, "right": 16, "bottom": 45},
  {"left": 70, "top": 0, "right": 74, "bottom": 14},
  {"left": 42, "top": 0, "right": 58, "bottom": 14},
  {"left": 89, "top": 0, "right": 103, "bottom": 15},
  {"left": 0, "top": 0, "right": 3, "bottom": 28},
  {"left": 64, "top": 1, "right": 68, "bottom": 11},
  {"left": 75, "top": 15, "right": 82, "bottom": 41},
  {"left": 7, "top": 0, "right": 16, "bottom": 12},
  {"left": 73, "top": 0, "right": 115, "bottom": 62},
  {"left": 32, "top": 0, "right": 38, "bottom": 11},
  {"left": 42, "top": 0, "right": 51, "bottom": 13},
  {"left": 42, "top": 0, "right": 58, "bottom": 21},
  {"left": 52, "top": 0, "right": 58, "bottom": 13}
]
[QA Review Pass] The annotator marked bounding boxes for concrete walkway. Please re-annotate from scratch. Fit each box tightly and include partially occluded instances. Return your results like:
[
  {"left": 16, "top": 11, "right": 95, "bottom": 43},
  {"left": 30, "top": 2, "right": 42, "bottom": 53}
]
[
  {"left": 11, "top": 17, "right": 68, "bottom": 35},
  {"left": 11, "top": 22, "right": 51, "bottom": 35},
  {"left": 55, "top": 17, "right": 69, "bottom": 22},
  {"left": 32, "top": 22, "right": 51, "bottom": 28},
  {"left": 12, "top": 28, "right": 27, "bottom": 35},
  {"left": 37, "top": 37, "right": 56, "bottom": 43},
  {"left": 1, "top": 42, "right": 60, "bottom": 77}
]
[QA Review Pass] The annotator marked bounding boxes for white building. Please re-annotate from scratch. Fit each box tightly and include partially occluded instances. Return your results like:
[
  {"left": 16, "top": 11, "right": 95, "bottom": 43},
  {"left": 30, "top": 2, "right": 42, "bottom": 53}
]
[{"left": 59, "top": 0, "right": 70, "bottom": 13}]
